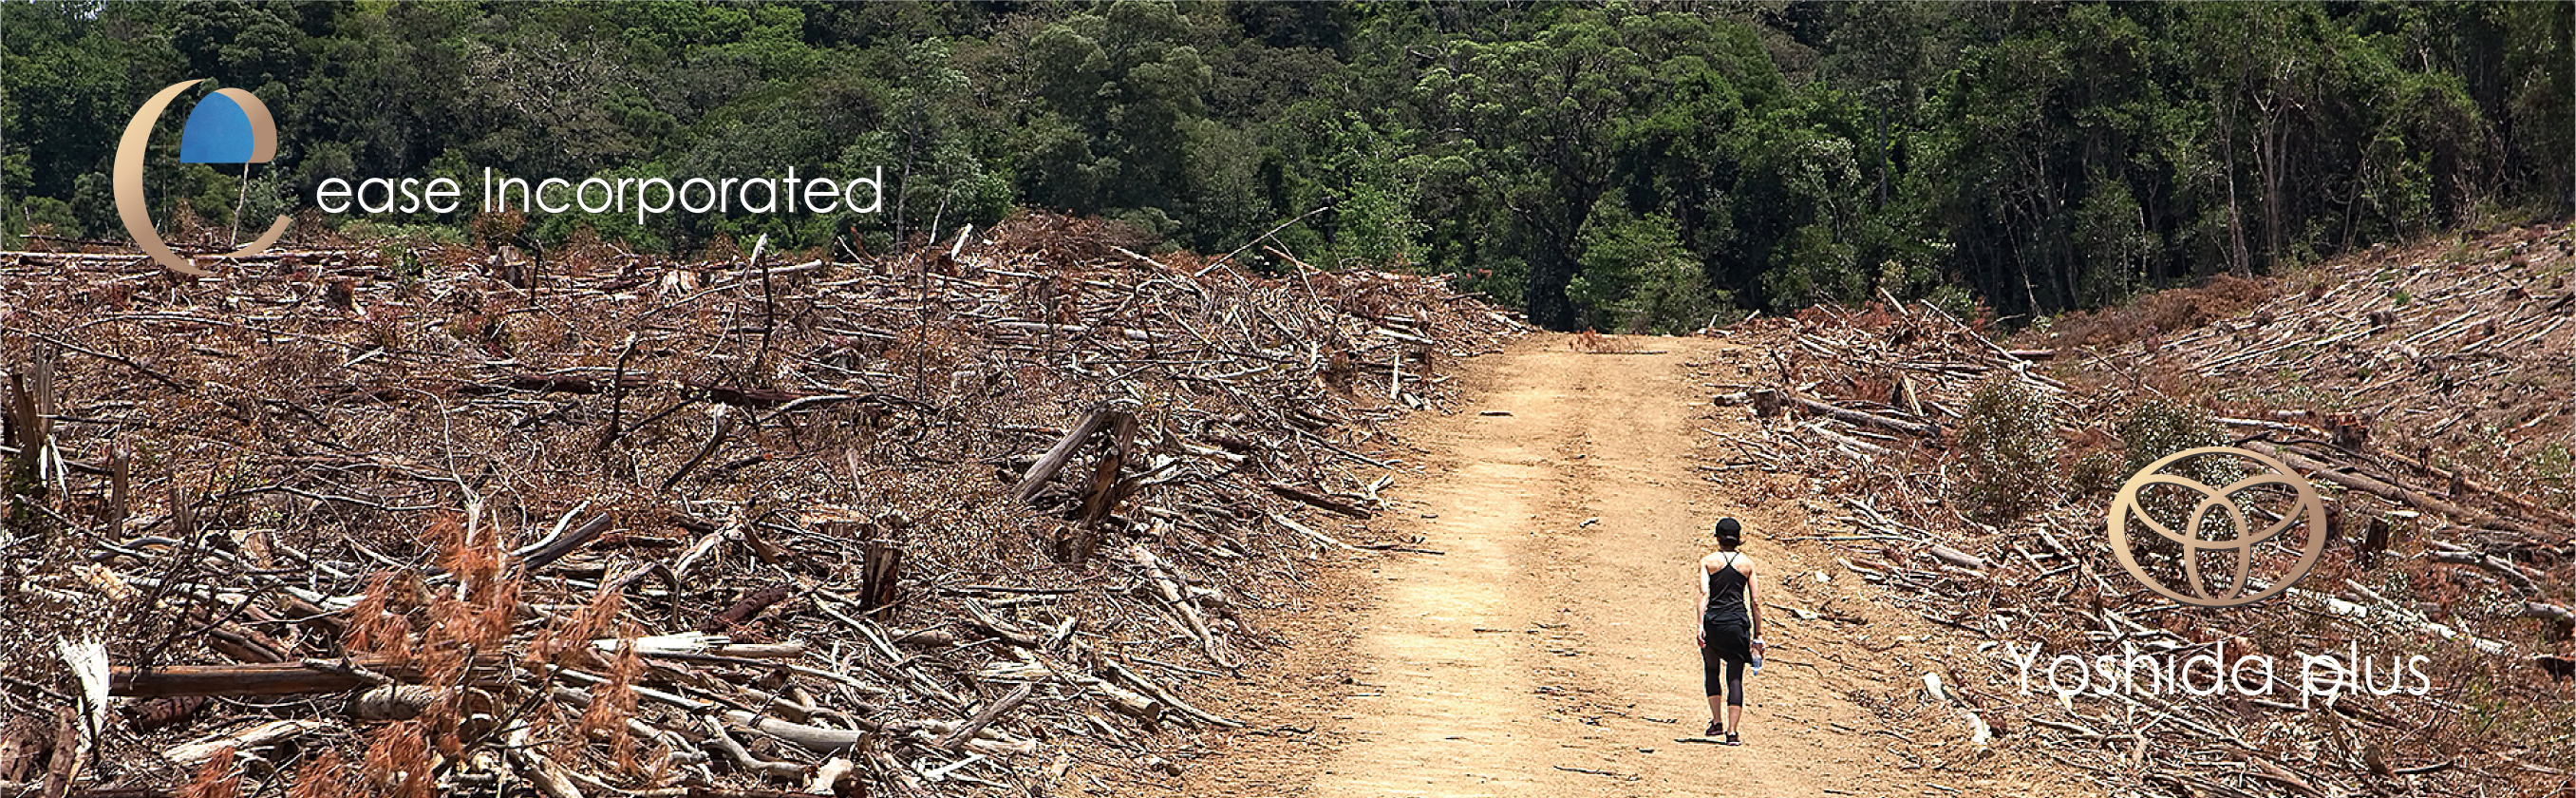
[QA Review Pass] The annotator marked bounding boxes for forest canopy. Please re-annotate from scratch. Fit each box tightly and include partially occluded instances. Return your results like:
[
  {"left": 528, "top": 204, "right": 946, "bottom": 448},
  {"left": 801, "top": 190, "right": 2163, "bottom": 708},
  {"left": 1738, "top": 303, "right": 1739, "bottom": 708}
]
[{"left": 4, "top": 1, "right": 2569, "bottom": 331}]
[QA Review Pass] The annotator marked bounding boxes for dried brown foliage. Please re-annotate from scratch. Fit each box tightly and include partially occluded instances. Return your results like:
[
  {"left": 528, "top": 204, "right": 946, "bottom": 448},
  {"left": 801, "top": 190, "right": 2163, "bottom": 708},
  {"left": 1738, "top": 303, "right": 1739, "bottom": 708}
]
[
  {"left": 576, "top": 642, "right": 646, "bottom": 774},
  {"left": 362, "top": 720, "right": 435, "bottom": 798},
  {"left": 342, "top": 573, "right": 420, "bottom": 663},
  {"left": 2050, "top": 274, "right": 2274, "bottom": 349},
  {"left": 172, "top": 747, "right": 240, "bottom": 798},
  {"left": 284, "top": 750, "right": 359, "bottom": 798}
]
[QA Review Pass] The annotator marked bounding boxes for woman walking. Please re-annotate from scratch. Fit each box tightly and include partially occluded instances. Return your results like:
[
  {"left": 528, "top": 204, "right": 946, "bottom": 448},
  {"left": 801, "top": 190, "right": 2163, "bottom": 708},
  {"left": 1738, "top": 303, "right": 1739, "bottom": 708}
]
[{"left": 1696, "top": 517, "right": 1765, "bottom": 745}]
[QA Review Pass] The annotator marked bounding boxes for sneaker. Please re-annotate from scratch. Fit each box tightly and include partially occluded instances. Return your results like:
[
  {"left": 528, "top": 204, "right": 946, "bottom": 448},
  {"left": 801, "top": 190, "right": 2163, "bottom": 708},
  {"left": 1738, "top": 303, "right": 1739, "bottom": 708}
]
[{"left": 1704, "top": 721, "right": 1723, "bottom": 737}]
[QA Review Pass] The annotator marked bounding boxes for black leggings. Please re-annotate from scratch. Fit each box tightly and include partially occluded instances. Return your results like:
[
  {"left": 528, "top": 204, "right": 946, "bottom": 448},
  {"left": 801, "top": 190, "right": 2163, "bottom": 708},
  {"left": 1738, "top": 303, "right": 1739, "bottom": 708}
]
[
  {"left": 1702, "top": 652, "right": 1745, "bottom": 705},
  {"left": 1702, "top": 621, "right": 1749, "bottom": 705}
]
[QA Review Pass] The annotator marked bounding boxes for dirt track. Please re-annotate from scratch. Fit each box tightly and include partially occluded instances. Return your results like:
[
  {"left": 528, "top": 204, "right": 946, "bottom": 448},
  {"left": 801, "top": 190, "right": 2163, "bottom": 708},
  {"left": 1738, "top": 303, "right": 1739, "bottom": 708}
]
[{"left": 1186, "top": 333, "right": 2096, "bottom": 798}]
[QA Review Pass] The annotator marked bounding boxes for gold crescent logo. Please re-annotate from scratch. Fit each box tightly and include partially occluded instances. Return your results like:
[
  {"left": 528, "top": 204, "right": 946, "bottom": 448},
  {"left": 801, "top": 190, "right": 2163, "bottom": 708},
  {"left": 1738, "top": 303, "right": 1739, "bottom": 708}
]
[
  {"left": 114, "top": 80, "right": 291, "bottom": 276},
  {"left": 2104, "top": 446, "right": 2328, "bottom": 607}
]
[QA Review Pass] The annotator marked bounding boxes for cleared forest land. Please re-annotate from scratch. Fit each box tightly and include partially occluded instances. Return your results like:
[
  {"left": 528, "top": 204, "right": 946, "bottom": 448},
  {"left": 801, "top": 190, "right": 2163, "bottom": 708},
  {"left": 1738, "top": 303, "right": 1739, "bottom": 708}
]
[
  {"left": 6, "top": 218, "right": 2570, "bottom": 798},
  {"left": 1714, "top": 221, "right": 2576, "bottom": 795},
  {"left": 0, "top": 214, "right": 1517, "bottom": 797}
]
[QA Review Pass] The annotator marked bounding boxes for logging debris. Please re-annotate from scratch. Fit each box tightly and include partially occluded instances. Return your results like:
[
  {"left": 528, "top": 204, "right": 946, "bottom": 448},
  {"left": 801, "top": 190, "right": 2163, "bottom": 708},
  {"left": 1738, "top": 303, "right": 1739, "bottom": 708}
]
[
  {"left": 1713, "top": 222, "right": 2576, "bottom": 796},
  {"left": 0, "top": 212, "right": 1520, "bottom": 797}
]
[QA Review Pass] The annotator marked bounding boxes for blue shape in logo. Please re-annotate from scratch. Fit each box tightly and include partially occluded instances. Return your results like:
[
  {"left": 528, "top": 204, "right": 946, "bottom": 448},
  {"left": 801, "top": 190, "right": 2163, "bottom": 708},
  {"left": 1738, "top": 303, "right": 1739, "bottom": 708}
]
[{"left": 179, "top": 92, "right": 257, "bottom": 163}]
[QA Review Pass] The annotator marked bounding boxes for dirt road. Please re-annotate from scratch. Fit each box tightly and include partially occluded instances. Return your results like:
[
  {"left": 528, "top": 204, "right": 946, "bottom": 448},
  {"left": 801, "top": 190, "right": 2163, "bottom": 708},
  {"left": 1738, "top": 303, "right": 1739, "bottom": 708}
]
[{"left": 1187, "top": 333, "right": 2092, "bottom": 798}]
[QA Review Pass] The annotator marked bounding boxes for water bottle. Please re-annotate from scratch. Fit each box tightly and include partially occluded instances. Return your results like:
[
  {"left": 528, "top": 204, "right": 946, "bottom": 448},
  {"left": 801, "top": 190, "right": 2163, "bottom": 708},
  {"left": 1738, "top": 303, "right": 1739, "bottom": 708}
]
[{"left": 1750, "top": 638, "right": 1763, "bottom": 675}]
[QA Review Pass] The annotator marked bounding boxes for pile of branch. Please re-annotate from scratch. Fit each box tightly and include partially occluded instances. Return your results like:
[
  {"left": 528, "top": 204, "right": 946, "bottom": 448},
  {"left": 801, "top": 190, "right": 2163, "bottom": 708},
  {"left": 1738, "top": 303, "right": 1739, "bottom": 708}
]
[
  {"left": 1717, "top": 223, "right": 2576, "bottom": 797},
  {"left": 0, "top": 212, "right": 1520, "bottom": 798}
]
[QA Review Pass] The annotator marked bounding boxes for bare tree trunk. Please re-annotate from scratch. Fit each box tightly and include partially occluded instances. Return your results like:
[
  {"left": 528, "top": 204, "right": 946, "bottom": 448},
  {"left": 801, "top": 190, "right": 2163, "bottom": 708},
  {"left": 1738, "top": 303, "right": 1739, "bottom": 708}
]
[
  {"left": 2256, "top": 67, "right": 2293, "bottom": 271},
  {"left": 2220, "top": 104, "right": 2252, "bottom": 276}
]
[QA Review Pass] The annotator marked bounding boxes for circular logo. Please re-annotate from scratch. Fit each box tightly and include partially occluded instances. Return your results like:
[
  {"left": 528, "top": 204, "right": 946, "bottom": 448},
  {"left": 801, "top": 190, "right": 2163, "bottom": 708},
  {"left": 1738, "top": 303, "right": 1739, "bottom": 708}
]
[
  {"left": 2105, "top": 446, "right": 2327, "bottom": 607},
  {"left": 115, "top": 80, "right": 291, "bottom": 276}
]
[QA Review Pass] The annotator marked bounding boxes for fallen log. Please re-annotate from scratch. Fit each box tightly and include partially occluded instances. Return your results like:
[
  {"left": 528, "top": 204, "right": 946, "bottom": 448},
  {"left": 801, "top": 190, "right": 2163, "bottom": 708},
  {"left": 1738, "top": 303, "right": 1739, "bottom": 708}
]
[
  {"left": 1127, "top": 545, "right": 1239, "bottom": 669},
  {"left": 515, "top": 512, "right": 615, "bottom": 574},
  {"left": 1264, "top": 482, "right": 1370, "bottom": 519},
  {"left": 805, "top": 758, "right": 856, "bottom": 796},
  {"left": 44, "top": 708, "right": 75, "bottom": 798},
  {"left": 1925, "top": 543, "right": 1990, "bottom": 571},
  {"left": 2361, "top": 446, "right": 2576, "bottom": 528},
  {"left": 507, "top": 724, "right": 589, "bottom": 798},
  {"left": 935, "top": 682, "right": 1033, "bottom": 750},
  {"left": 1804, "top": 423, "right": 1894, "bottom": 457},
  {"left": 701, "top": 585, "right": 794, "bottom": 634},
  {"left": 108, "top": 657, "right": 500, "bottom": 697},
  {"left": 961, "top": 598, "right": 1044, "bottom": 648},
  {"left": 681, "top": 378, "right": 814, "bottom": 409},
  {"left": 704, "top": 718, "right": 807, "bottom": 781},
  {"left": 1787, "top": 395, "right": 1940, "bottom": 439},
  {"left": 2246, "top": 443, "right": 2536, "bottom": 536},
  {"left": 167, "top": 720, "right": 328, "bottom": 767},
  {"left": 1272, "top": 513, "right": 1364, "bottom": 552},
  {"left": 113, "top": 661, "right": 374, "bottom": 697},
  {"left": 1010, "top": 408, "right": 1122, "bottom": 503},
  {"left": 722, "top": 711, "right": 874, "bottom": 752},
  {"left": 1102, "top": 660, "right": 1241, "bottom": 729},
  {"left": 458, "top": 371, "right": 655, "bottom": 396},
  {"left": 2429, "top": 550, "right": 2544, "bottom": 594}
]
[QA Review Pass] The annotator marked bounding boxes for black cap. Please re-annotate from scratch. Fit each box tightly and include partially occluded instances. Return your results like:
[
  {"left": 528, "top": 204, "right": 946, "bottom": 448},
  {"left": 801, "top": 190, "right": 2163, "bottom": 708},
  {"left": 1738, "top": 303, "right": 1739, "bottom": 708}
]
[{"left": 1713, "top": 517, "right": 1742, "bottom": 542}]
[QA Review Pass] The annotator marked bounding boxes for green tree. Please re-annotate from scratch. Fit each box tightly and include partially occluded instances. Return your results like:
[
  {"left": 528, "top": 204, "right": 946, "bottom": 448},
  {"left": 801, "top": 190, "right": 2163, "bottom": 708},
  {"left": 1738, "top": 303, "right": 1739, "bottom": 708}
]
[{"left": 1568, "top": 201, "right": 1719, "bottom": 334}]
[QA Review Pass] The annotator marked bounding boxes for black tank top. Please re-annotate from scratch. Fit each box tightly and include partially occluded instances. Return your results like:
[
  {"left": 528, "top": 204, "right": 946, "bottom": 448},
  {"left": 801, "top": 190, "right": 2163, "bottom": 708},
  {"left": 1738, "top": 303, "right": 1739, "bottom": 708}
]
[{"left": 1704, "top": 553, "right": 1749, "bottom": 622}]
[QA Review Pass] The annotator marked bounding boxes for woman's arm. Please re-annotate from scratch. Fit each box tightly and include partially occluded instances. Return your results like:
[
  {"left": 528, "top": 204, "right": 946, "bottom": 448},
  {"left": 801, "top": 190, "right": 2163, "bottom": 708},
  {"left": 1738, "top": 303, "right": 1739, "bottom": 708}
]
[
  {"left": 1746, "top": 560, "right": 1765, "bottom": 644},
  {"left": 1694, "top": 559, "right": 1708, "bottom": 646}
]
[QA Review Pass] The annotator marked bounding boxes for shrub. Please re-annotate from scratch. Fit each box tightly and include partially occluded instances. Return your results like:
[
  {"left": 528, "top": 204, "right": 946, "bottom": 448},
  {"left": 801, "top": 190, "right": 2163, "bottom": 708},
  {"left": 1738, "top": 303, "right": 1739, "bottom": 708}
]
[
  {"left": 2068, "top": 447, "right": 2127, "bottom": 500},
  {"left": 1953, "top": 376, "right": 2061, "bottom": 524},
  {"left": 2117, "top": 397, "right": 2225, "bottom": 476},
  {"left": 2113, "top": 398, "right": 2247, "bottom": 549}
]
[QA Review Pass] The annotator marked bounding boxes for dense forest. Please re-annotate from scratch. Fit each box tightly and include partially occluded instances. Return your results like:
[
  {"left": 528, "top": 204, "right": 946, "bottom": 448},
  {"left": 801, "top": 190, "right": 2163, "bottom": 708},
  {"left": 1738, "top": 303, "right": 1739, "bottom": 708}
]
[{"left": 3, "top": 1, "right": 2569, "bottom": 330}]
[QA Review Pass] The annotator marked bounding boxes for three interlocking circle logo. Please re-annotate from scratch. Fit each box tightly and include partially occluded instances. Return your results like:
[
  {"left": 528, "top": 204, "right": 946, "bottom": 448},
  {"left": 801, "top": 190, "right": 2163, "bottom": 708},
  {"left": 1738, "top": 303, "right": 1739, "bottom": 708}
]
[
  {"left": 114, "top": 80, "right": 291, "bottom": 276},
  {"left": 2105, "top": 446, "right": 2328, "bottom": 607}
]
